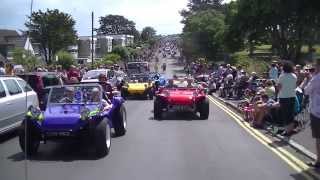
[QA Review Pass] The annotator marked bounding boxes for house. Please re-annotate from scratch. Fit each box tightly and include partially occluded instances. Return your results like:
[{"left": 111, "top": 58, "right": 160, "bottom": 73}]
[
  {"left": 0, "top": 29, "right": 37, "bottom": 61},
  {"left": 76, "top": 35, "right": 113, "bottom": 64},
  {"left": 109, "top": 34, "right": 134, "bottom": 47}
]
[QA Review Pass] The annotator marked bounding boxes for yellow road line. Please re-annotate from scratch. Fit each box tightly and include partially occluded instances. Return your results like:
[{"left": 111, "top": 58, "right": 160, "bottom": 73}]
[{"left": 207, "top": 95, "right": 319, "bottom": 180}]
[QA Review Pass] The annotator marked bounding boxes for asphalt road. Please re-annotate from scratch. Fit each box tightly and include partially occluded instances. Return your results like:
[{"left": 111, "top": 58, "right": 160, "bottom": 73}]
[{"left": 0, "top": 53, "right": 312, "bottom": 180}]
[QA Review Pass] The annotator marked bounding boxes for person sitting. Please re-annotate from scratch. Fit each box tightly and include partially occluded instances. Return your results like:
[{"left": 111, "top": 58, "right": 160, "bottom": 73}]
[
  {"left": 90, "top": 87, "right": 112, "bottom": 111},
  {"left": 166, "top": 79, "right": 178, "bottom": 88},
  {"left": 264, "top": 80, "right": 276, "bottom": 100},
  {"left": 253, "top": 93, "right": 279, "bottom": 128},
  {"left": 186, "top": 79, "right": 194, "bottom": 88},
  {"left": 59, "top": 87, "right": 75, "bottom": 103}
]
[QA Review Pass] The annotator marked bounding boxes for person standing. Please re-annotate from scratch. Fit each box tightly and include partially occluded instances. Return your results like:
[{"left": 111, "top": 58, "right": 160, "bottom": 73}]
[
  {"left": 277, "top": 61, "right": 297, "bottom": 136},
  {"left": 269, "top": 63, "right": 279, "bottom": 80},
  {"left": 304, "top": 59, "right": 320, "bottom": 168},
  {"left": 0, "top": 61, "right": 5, "bottom": 75},
  {"left": 5, "top": 63, "right": 14, "bottom": 75}
]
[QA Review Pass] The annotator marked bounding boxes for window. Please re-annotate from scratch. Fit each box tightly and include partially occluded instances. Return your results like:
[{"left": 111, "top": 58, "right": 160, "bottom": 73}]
[
  {"left": 0, "top": 81, "right": 6, "bottom": 98},
  {"left": 4, "top": 79, "right": 22, "bottom": 95},
  {"left": 17, "top": 80, "right": 33, "bottom": 92}
]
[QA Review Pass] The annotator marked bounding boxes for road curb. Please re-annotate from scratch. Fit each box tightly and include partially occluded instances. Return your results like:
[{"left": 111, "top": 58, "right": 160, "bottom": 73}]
[{"left": 210, "top": 94, "right": 317, "bottom": 161}]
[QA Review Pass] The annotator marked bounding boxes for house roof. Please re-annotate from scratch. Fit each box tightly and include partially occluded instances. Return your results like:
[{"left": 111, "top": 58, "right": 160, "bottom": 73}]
[{"left": 0, "top": 29, "right": 20, "bottom": 44}]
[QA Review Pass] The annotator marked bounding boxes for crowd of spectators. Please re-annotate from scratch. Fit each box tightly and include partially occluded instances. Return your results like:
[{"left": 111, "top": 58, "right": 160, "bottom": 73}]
[{"left": 188, "top": 60, "right": 317, "bottom": 137}]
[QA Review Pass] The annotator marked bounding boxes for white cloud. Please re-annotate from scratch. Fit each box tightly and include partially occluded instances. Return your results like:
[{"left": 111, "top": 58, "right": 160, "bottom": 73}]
[{"left": 0, "top": 0, "right": 188, "bottom": 35}]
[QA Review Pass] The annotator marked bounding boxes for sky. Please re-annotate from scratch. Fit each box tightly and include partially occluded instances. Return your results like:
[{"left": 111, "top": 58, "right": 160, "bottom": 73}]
[{"left": 0, "top": 0, "right": 232, "bottom": 36}]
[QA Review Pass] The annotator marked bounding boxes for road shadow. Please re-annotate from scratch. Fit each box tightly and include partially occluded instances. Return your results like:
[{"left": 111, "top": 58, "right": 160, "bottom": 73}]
[
  {"left": 8, "top": 142, "right": 103, "bottom": 162},
  {"left": 290, "top": 169, "right": 320, "bottom": 180},
  {"left": 150, "top": 111, "right": 207, "bottom": 121}
]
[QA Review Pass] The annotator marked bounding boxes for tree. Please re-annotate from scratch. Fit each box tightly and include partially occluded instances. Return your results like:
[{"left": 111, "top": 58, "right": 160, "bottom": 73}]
[
  {"left": 56, "top": 50, "right": 74, "bottom": 70},
  {"left": 232, "top": 0, "right": 320, "bottom": 62},
  {"left": 25, "top": 9, "right": 77, "bottom": 64},
  {"left": 180, "top": 0, "right": 224, "bottom": 23},
  {"left": 112, "top": 46, "right": 130, "bottom": 61},
  {"left": 127, "top": 47, "right": 139, "bottom": 60},
  {"left": 141, "top": 26, "right": 156, "bottom": 42},
  {"left": 182, "top": 10, "right": 226, "bottom": 61},
  {"left": 102, "top": 53, "right": 121, "bottom": 65},
  {"left": 12, "top": 48, "right": 40, "bottom": 71},
  {"left": 98, "top": 15, "right": 137, "bottom": 36}
]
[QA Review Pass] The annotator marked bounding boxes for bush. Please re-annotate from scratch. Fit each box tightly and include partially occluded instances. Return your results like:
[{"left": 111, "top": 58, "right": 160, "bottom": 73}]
[
  {"left": 12, "top": 48, "right": 40, "bottom": 72},
  {"left": 102, "top": 53, "right": 121, "bottom": 65},
  {"left": 56, "top": 51, "right": 75, "bottom": 70},
  {"left": 230, "top": 52, "right": 269, "bottom": 75},
  {"left": 112, "top": 46, "right": 129, "bottom": 60}
]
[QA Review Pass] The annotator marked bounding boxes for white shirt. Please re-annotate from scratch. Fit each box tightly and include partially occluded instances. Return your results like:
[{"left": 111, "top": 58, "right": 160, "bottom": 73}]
[
  {"left": 278, "top": 73, "right": 297, "bottom": 98},
  {"left": 304, "top": 73, "right": 320, "bottom": 118}
]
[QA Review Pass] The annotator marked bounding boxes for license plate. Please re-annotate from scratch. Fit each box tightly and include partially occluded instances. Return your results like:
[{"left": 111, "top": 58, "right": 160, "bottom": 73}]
[{"left": 46, "top": 132, "right": 71, "bottom": 137}]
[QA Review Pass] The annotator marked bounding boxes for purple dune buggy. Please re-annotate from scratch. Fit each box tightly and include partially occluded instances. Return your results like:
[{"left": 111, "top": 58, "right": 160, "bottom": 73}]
[{"left": 18, "top": 84, "right": 127, "bottom": 158}]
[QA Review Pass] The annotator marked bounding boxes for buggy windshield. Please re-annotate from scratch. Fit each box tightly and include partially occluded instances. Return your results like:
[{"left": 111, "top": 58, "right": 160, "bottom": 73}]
[
  {"left": 82, "top": 70, "right": 107, "bottom": 80},
  {"left": 48, "top": 85, "right": 102, "bottom": 104}
]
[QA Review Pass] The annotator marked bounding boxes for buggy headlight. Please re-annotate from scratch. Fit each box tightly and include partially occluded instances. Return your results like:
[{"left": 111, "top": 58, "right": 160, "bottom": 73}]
[{"left": 26, "top": 106, "right": 44, "bottom": 122}]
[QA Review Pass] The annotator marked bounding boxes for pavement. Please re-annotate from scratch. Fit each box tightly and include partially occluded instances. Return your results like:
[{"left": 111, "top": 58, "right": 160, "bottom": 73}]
[
  {"left": 0, "top": 48, "right": 319, "bottom": 180},
  {"left": 210, "top": 93, "right": 317, "bottom": 160}
]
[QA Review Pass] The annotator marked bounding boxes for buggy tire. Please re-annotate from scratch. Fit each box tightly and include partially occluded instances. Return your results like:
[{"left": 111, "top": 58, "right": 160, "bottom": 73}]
[
  {"left": 198, "top": 99, "right": 209, "bottom": 120},
  {"left": 18, "top": 120, "right": 40, "bottom": 157},
  {"left": 113, "top": 105, "right": 127, "bottom": 136},
  {"left": 94, "top": 119, "right": 111, "bottom": 158}
]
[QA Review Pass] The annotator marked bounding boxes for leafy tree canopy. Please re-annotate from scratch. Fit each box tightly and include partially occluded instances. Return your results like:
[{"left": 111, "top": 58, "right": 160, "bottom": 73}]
[
  {"left": 25, "top": 9, "right": 77, "bottom": 64},
  {"left": 56, "top": 50, "right": 74, "bottom": 70},
  {"left": 141, "top": 26, "right": 156, "bottom": 42}
]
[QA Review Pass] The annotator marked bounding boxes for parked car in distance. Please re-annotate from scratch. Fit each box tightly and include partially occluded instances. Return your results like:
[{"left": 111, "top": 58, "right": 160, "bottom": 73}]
[
  {"left": 18, "top": 72, "right": 63, "bottom": 110},
  {"left": 0, "top": 76, "right": 38, "bottom": 134},
  {"left": 81, "top": 69, "right": 109, "bottom": 83}
]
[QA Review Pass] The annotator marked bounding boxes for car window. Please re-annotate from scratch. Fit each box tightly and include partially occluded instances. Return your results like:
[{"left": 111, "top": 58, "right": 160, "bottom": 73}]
[
  {"left": 3, "top": 79, "right": 23, "bottom": 95},
  {"left": 17, "top": 80, "right": 33, "bottom": 92},
  {"left": 0, "top": 81, "right": 6, "bottom": 98}
]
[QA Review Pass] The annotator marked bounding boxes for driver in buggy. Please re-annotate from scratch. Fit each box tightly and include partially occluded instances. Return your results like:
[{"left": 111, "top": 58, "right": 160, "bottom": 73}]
[
  {"left": 166, "top": 79, "right": 178, "bottom": 88},
  {"left": 59, "top": 87, "right": 76, "bottom": 103}
]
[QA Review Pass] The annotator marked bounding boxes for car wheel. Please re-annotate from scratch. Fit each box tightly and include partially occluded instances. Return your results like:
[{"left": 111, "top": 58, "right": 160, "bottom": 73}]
[
  {"left": 18, "top": 120, "right": 40, "bottom": 157},
  {"left": 94, "top": 118, "right": 111, "bottom": 158},
  {"left": 198, "top": 99, "right": 209, "bottom": 120},
  {"left": 154, "top": 99, "right": 162, "bottom": 120},
  {"left": 113, "top": 105, "right": 127, "bottom": 136}
]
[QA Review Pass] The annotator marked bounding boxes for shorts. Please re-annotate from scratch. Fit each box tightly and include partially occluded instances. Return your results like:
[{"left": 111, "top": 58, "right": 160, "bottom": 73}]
[{"left": 311, "top": 114, "right": 320, "bottom": 139}]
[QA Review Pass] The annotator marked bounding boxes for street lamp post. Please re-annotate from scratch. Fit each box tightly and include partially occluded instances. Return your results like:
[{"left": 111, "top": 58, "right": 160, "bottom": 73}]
[{"left": 91, "top": 11, "right": 94, "bottom": 69}]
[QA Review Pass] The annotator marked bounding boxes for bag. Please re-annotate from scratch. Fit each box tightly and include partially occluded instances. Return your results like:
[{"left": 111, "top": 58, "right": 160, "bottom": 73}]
[{"left": 294, "top": 96, "right": 301, "bottom": 115}]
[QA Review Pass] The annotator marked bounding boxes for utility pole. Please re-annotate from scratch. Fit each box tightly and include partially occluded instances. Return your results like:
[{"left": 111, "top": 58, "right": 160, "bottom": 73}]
[{"left": 91, "top": 11, "right": 94, "bottom": 69}]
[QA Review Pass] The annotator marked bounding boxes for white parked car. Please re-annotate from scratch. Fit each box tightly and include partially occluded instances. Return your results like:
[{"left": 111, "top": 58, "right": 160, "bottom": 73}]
[
  {"left": 0, "top": 76, "right": 39, "bottom": 134},
  {"left": 81, "top": 69, "right": 109, "bottom": 83}
]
